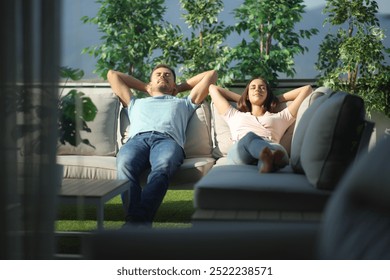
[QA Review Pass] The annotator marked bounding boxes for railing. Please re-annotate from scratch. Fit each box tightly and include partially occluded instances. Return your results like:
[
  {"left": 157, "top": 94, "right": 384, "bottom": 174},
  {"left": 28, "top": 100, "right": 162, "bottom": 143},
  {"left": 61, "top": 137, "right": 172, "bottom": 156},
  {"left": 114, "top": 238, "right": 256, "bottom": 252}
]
[{"left": 59, "top": 79, "right": 319, "bottom": 90}]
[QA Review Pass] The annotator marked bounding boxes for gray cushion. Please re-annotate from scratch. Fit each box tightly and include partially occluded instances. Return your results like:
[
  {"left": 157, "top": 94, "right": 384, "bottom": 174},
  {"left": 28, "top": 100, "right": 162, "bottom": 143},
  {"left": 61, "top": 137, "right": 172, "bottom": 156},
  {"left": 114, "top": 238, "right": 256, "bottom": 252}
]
[
  {"left": 290, "top": 87, "right": 332, "bottom": 173},
  {"left": 301, "top": 91, "right": 365, "bottom": 190},
  {"left": 57, "top": 89, "right": 120, "bottom": 156},
  {"left": 119, "top": 107, "right": 129, "bottom": 147},
  {"left": 211, "top": 101, "right": 235, "bottom": 158},
  {"left": 184, "top": 102, "right": 213, "bottom": 158},
  {"left": 83, "top": 223, "right": 319, "bottom": 260},
  {"left": 194, "top": 165, "right": 331, "bottom": 211},
  {"left": 58, "top": 155, "right": 215, "bottom": 189},
  {"left": 57, "top": 155, "right": 117, "bottom": 179},
  {"left": 319, "top": 136, "right": 390, "bottom": 259},
  {"left": 274, "top": 102, "right": 294, "bottom": 155}
]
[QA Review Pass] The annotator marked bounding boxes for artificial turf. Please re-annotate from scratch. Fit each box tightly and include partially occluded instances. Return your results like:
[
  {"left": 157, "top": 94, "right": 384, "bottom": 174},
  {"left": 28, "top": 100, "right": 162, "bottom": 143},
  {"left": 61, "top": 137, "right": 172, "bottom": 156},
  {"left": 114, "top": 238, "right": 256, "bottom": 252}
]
[{"left": 55, "top": 190, "right": 194, "bottom": 255}]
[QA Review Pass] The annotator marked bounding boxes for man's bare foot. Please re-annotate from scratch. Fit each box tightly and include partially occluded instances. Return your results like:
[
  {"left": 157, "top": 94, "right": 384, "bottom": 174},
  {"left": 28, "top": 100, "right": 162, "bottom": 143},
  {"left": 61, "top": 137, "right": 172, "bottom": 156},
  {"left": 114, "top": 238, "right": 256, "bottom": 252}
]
[{"left": 259, "top": 147, "right": 273, "bottom": 173}]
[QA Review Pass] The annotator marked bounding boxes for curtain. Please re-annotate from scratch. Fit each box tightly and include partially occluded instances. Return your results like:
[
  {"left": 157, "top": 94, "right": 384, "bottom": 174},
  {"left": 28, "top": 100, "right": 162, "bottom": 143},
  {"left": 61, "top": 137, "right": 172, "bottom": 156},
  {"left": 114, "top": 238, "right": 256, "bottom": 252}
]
[{"left": 0, "top": 0, "right": 61, "bottom": 259}]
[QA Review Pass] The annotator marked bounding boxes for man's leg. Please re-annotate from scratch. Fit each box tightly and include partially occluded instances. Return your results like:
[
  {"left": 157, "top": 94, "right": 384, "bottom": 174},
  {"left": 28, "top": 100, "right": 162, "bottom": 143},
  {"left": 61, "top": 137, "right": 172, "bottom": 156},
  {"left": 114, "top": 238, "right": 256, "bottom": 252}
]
[
  {"left": 116, "top": 134, "right": 150, "bottom": 222},
  {"left": 133, "top": 133, "right": 184, "bottom": 223}
]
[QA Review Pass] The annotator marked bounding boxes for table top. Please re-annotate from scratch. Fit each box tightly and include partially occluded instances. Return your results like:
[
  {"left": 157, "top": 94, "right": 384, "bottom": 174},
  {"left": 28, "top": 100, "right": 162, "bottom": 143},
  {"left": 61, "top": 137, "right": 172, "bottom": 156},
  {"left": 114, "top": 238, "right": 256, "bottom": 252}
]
[{"left": 60, "top": 179, "right": 128, "bottom": 198}]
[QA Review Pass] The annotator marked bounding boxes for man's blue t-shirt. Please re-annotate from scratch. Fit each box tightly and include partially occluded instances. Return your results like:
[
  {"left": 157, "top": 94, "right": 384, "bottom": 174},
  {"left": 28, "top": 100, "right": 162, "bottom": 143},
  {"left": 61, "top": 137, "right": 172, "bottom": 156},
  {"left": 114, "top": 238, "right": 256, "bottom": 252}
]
[{"left": 127, "top": 95, "right": 198, "bottom": 148}]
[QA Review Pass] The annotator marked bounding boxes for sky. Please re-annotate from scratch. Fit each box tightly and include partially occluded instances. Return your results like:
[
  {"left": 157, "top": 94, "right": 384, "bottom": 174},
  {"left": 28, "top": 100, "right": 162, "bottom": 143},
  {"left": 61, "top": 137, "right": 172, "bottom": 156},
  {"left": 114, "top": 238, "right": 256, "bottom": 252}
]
[{"left": 61, "top": 0, "right": 390, "bottom": 80}]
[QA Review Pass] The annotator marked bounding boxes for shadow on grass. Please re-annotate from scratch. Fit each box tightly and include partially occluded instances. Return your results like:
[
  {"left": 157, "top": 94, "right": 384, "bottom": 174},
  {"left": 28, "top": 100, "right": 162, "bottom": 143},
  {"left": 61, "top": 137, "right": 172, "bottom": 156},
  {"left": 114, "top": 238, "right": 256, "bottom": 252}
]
[
  {"left": 154, "top": 200, "right": 194, "bottom": 223},
  {"left": 57, "top": 203, "right": 125, "bottom": 221}
]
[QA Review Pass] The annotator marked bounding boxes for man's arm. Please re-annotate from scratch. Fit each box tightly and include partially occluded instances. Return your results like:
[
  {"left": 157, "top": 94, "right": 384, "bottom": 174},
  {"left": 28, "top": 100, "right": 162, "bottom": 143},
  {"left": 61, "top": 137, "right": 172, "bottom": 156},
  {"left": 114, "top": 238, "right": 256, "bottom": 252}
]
[
  {"left": 177, "top": 70, "right": 218, "bottom": 104},
  {"left": 107, "top": 70, "right": 148, "bottom": 106}
]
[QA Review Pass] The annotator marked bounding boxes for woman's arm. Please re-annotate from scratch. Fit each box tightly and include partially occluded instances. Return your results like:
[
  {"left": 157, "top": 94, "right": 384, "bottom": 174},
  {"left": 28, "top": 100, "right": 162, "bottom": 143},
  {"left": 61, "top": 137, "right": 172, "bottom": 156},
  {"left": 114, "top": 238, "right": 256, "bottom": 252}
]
[
  {"left": 216, "top": 86, "right": 241, "bottom": 103},
  {"left": 279, "top": 85, "right": 313, "bottom": 117},
  {"left": 209, "top": 84, "right": 239, "bottom": 115},
  {"left": 107, "top": 70, "right": 148, "bottom": 106}
]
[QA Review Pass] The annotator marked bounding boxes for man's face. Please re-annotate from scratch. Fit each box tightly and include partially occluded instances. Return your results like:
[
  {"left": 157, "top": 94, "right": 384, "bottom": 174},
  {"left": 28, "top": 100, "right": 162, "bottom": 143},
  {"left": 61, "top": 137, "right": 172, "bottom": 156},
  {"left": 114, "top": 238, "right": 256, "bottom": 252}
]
[{"left": 149, "top": 67, "right": 176, "bottom": 95}]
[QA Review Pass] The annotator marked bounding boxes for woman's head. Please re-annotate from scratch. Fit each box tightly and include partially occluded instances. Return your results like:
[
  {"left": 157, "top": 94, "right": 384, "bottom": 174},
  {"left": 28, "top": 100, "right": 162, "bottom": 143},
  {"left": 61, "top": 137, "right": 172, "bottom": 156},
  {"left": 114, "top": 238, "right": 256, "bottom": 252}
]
[{"left": 237, "top": 77, "right": 275, "bottom": 112}]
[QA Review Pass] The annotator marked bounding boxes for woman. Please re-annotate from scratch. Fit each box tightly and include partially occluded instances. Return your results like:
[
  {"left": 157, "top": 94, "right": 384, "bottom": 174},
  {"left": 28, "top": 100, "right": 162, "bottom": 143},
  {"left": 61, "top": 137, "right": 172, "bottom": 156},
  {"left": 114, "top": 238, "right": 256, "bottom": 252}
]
[{"left": 209, "top": 78, "right": 312, "bottom": 173}]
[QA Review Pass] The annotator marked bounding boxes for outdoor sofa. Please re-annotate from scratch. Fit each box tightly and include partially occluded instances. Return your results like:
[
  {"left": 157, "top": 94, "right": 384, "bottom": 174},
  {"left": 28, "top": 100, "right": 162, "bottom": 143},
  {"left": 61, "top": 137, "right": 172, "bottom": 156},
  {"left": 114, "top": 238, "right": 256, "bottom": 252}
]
[
  {"left": 57, "top": 86, "right": 374, "bottom": 223},
  {"left": 82, "top": 135, "right": 390, "bottom": 259},
  {"left": 56, "top": 85, "right": 388, "bottom": 260},
  {"left": 193, "top": 87, "right": 374, "bottom": 223},
  {"left": 57, "top": 87, "right": 215, "bottom": 189}
]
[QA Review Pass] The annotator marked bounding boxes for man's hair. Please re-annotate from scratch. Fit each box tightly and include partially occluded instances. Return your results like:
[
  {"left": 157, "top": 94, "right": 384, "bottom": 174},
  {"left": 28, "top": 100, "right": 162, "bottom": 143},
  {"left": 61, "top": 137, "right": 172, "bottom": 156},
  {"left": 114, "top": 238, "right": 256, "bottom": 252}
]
[{"left": 150, "top": 64, "right": 176, "bottom": 82}]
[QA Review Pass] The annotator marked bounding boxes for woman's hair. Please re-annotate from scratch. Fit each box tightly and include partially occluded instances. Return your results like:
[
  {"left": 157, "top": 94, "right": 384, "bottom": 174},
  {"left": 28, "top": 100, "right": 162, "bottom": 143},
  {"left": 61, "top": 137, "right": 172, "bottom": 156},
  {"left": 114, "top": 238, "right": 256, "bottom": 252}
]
[{"left": 237, "top": 77, "right": 276, "bottom": 113}]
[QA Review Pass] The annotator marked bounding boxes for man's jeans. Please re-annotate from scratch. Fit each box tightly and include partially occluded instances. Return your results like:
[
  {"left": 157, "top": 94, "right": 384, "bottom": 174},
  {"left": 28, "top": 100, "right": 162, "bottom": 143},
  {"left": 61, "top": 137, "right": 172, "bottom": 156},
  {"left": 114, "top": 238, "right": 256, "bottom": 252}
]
[
  {"left": 227, "top": 132, "right": 289, "bottom": 169},
  {"left": 116, "top": 131, "right": 184, "bottom": 223}
]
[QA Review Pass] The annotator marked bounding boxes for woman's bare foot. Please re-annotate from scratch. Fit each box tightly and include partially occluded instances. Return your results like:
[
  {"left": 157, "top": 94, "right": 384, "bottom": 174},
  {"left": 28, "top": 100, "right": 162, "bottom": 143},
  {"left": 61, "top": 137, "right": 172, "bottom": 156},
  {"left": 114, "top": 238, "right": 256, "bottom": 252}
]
[
  {"left": 259, "top": 148, "right": 287, "bottom": 173},
  {"left": 273, "top": 149, "right": 287, "bottom": 170},
  {"left": 259, "top": 147, "right": 273, "bottom": 173}
]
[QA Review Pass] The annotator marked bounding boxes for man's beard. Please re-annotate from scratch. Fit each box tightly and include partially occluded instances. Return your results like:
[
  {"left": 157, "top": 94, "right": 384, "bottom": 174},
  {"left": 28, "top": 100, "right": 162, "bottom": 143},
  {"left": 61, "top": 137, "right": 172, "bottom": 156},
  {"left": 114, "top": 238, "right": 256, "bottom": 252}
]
[{"left": 155, "top": 82, "right": 173, "bottom": 94}]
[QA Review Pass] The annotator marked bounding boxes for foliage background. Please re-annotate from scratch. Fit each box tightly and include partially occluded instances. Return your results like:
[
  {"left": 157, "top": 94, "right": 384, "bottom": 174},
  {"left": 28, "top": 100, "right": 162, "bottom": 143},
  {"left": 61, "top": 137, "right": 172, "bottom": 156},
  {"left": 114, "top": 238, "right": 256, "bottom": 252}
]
[
  {"left": 82, "top": 0, "right": 318, "bottom": 87},
  {"left": 62, "top": 0, "right": 390, "bottom": 81},
  {"left": 79, "top": 0, "right": 389, "bottom": 116},
  {"left": 316, "top": 0, "right": 390, "bottom": 117}
]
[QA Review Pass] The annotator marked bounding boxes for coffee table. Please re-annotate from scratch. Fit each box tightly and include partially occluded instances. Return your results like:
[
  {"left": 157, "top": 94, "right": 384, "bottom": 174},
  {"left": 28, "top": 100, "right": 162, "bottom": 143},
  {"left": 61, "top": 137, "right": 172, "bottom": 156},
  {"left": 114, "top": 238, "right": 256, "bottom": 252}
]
[{"left": 59, "top": 179, "right": 129, "bottom": 230}]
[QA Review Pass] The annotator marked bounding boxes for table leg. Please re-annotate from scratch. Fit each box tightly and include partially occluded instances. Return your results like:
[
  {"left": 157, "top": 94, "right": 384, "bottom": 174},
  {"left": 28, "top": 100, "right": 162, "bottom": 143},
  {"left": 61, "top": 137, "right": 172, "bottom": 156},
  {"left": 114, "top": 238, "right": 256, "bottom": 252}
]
[{"left": 97, "top": 202, "right": 104, "bottom": 230}]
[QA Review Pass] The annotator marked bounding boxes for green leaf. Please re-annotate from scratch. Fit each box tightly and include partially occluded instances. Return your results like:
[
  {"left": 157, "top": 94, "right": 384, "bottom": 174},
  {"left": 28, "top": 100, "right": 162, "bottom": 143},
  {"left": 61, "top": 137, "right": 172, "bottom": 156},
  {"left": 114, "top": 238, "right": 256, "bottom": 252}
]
[
  {"left": 317, "top": 0, "right": 390, "bottom": 117},
  {"left": 59, "top": 66, "right": 85, "bottom": 81}
]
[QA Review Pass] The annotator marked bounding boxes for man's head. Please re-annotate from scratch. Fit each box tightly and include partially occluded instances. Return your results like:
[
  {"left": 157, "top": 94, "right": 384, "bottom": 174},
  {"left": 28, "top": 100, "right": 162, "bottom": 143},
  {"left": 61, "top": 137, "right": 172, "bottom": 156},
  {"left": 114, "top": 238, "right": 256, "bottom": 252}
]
[{"left": 148, "top": 64, "right": 177, "bottom": 96}]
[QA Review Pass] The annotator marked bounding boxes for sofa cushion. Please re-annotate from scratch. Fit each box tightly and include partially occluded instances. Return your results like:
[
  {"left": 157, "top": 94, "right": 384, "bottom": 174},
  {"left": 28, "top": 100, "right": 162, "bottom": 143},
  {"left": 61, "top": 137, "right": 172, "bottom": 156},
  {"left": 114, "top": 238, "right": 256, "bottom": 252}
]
[
  {"left": 194, "top": 165, "right": 331, "bottom": 212},
  {"left": 318, "top": 136, "right": 390, "bottom": 259},
  {"left": 290, "top": 88, "right": 333, "bottom": 173},
  {"left": 211, "top": 101, "right": 234, "bottom": 158},
  {"left": 57, "top": 155, "right": 215, "bottom": 189},
  {"left": 161, "top": 157, "right": 215, "bottom": 188},
  {"left": 300, "top": 91, "right": 365, "bottom": 190},
  {"left": 57, "top": 89, "right": 120, "bottom": 156},
  {"left": 119, "top": 106, "right": 129, "bottom": 148},
  {"left": 274, "top": 102, "right": 295, "bottom": 155},
  {"left": 57, "top": 155, "right": 117, "bottom": 179},
  {"left": 184, "top": 102, "right": 213, "bottom": 158}
]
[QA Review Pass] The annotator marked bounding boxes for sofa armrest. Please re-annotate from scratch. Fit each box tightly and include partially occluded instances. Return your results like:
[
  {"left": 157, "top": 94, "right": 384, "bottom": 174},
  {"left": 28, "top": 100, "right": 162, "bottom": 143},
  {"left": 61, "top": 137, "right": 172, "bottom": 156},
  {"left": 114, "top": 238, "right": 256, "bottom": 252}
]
[
  {"left": 355, "top": 120, "right": 375, "bottom": 159},
  {"left": 82, "top": 222, "right": 320, "bottom": 260}
]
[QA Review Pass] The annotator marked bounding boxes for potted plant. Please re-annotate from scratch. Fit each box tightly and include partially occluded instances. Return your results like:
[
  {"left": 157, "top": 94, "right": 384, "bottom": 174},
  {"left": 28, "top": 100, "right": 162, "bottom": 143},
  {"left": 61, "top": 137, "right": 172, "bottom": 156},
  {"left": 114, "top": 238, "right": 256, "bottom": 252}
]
[{"left": 58, "top": 66, "right": 98, "bottom": 148}]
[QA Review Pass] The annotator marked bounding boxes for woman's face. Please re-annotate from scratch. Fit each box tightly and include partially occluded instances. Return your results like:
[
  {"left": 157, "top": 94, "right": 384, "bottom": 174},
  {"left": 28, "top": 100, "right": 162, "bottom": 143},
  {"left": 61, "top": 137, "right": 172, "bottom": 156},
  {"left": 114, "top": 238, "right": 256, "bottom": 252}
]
[{"left": 247, "top": 78, "right": 268, "bottom": 106}]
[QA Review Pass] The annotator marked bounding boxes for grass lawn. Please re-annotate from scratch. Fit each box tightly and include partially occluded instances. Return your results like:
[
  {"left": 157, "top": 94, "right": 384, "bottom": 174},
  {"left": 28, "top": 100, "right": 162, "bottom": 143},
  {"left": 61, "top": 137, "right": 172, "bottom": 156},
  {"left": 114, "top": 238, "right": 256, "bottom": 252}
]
[{"left": 55, "top": 190, "right": 194, "bottom": 255}]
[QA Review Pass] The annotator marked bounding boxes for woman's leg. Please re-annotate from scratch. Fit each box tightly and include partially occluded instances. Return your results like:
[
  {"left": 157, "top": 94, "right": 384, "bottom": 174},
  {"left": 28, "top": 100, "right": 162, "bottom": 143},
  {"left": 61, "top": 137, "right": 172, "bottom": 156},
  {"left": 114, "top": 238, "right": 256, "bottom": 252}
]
[
  {"left": 227, "top": 132, "right": 289, "bottom": 172},
  {"left": 227, "top": 132, "right": 264, "bottom": 165}
]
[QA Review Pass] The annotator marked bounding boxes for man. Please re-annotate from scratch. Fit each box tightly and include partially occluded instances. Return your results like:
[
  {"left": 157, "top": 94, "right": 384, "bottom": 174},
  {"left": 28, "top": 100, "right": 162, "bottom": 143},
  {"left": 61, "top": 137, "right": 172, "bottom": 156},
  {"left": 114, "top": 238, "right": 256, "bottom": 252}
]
[{"left": 107, "top": 65, "right": 217, "bottom": 226}]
